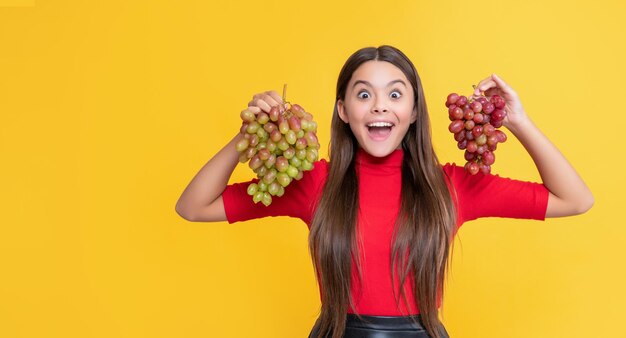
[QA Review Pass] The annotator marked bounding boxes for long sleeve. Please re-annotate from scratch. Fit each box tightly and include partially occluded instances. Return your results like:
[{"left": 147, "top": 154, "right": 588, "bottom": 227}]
[
  {"left": 221, "top": 159, "right": 328, "bottom": 226},
  {"left": 442, "top": 163, "right": 550, "bottom": 226}
]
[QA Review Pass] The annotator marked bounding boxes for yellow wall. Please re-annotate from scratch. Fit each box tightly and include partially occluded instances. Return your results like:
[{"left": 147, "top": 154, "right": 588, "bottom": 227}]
[{"left": 1, "top": 1, "right": 623, "bottom": 337}]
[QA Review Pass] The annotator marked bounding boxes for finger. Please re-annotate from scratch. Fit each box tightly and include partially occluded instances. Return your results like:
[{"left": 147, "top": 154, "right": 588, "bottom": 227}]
[
  {"left": 491, "top": 73, "right": 518, "bottom": 96},
  {"left": 260, "top": 93, "right": 280, "bottom": 108},
  {"left": 266, "top": 90, "right": 284, "bottom": 105},
  {"left": 472, "top": 76, "right": 493, "bottom": 95},
  {"left": 251, "top": 98, "right": 272, "bottom": 113},
  {"left": 246, "top": 106, "right": 261, "bottom": 114},
  {"left": 484, "top": 88, "right": 500, "bottom": 98},
  {"left": 491, "top": 74, "right": 509, "bottom": 90},
  {"left": 474, "top": 79, "right": 497, "bottom": 96}
]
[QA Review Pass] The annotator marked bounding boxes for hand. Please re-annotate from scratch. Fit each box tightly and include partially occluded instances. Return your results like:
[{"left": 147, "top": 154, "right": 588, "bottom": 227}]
[
  {"left": 473, "top": 74, "right": 529, "bottom": 130},
  {"left": 245, "top": 90, "right": 284, "bottom": 115}
]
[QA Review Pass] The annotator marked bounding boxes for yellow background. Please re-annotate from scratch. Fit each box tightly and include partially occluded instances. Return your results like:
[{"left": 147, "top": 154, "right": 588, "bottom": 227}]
[{"left": 1, "top": 1, "right": 624, "bottom": 337}]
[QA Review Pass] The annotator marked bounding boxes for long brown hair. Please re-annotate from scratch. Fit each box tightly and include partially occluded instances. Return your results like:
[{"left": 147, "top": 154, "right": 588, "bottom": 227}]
[{"left": 308, "top": 45, "right": 457, "bottom": 338}]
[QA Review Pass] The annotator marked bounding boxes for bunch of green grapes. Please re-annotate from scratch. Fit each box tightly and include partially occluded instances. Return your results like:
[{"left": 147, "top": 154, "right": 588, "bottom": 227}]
[{"left": 236, "top": 101, "right": 319, "bottom": 206}]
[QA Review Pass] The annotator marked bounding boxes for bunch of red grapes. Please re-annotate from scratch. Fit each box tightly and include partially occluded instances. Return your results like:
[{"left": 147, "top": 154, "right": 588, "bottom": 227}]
[
  {"left": 236, "top": 100, "right": 320, "bottom": 206},
  {"left": 446, "top": 91, "right": 508, "bottom": 175}
]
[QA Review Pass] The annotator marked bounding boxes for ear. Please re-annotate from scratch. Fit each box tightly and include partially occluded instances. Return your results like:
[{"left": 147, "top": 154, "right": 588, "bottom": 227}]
[
  {"left": 337, "top": 100, "right": 349, "bottom": 123},
  {"left": 410, "top": 105, "right": 418, "bottom": 124}
]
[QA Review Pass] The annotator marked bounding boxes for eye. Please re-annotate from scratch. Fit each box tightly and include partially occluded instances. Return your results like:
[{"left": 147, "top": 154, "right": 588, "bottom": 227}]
[
  {"left": 357, "top": 91, "right": 370, "bottom": 99},
  {"left": 390, "top": 90, "right": 402, "bottom": 99}
]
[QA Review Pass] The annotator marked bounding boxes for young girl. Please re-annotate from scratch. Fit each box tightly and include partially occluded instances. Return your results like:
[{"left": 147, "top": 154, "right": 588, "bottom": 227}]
[{"left": 175, "top": 45, "right": 594, "bottom": 338}]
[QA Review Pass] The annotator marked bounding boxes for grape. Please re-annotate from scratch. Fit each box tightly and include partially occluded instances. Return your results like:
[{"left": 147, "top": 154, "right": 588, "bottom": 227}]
[
  {"left": 445, "top": 91, "right": 507, "bottom": 175},
  {"left": 276, "top": 172, "right": 291, "bottom": 187},
  {"left": 253, "top": 191, "right": 263, "bottom": 203},
  {"left": 449, "top": 106, "right": 463, "bottom": 120},
  {"left": 305, "top": 132, "right": 319, "bottom": 148},
  {"left": 269, "top": 106, "right": 280, "bottom": 121},
  {"left": 472, "top": 113, "right": 484, "bottom": 124},
  {"left": 463, "top": 108, "right": 474, "bottom": 120},
  {"left": 479, "top": 164, "right": 491, "bottom": 175},
  {"left": 247, "top": 183, "right": 258, "bottom": 196},
  {"left": 288, "top": 116, "right": 301, "bottom": 132},
  {"left": 249, "top": 155, "right": 263, "bottom": 170},
  {"left": 483, "top": 123, "right": 496, "bottom": 136},
  {"left": 465, "top": 161, "right": 479, "bottom": 175},
  {"left": 257, "top": 112, "right": 270, "bottom": 125},
  {"left": 258, "top": 148, "right": 271, "bottom": 161},
  {"left": 236, "top": 87, "right": 320, "bottom": 205},
  {"left": 289, "top": 156, "right": 301, "bottom": 168},
  {"left": 241, "top": 110, "right": 256, "bottom": 123},
  {"left": 302, "top": 159, "right": 313, "bottom": 171},
  {"left": 296, "top": 148, "right": 307, "bottom": 160},
  {"left": 276, "top": 185, "right": 285, "bottom": 197},
  {"left": 482, "top": 102, "right": 495, "bottom": 114},
  {"left": 295, "top": 170, "right": 304, "bottom": 180},
  {"left": 491, "top": 109, "right": 506, "bottom": 122},
  {"left": 263, "top": 169, "right": 277, "bottom": 184},
  {"left": 305, "top": 149, "right": 316, "bottom": 163},
  {"left": 286, "top": 165, "right": 299, "bottom": 178},
  {"left": 295, "top": 138, "right": 307, "bottom": 150},
  {"left": 236, "top": 138, "right": 249, "bottom": 152},
  {"left": 246, "top": 121, "right": 260, "bottom": 134},
  {"left": 482, "top": 151, "right": 495, "bottom": 166},
  {"left": 471, "top": 125, "right": 483, "bottom": 138},
  {"left": 285, "top": 130, "right": 297, "bottom": 144},
  {"left": 456, "top": 95, "right": 468, "bottom": 107},
  {"left": 448, "top": 120, "right": 464, "bottom": 133},
  {"left": 495, "top": 130, "right": 507, "bottom": 142},
  {"left": 283, "top": 147, "right": 296, "bottom": 159},
  {"left": 466, "top": 140, "right": 478, "bottom": 153},
  {"left": 275, "top": 156, "right": 289, "bottom": 172},
  {"left": 268, "top": 181, "right": 280, "bottom": 196},
  {"left": 445, "top": 93, "right": 459, "bottom": 107},
  {"left": 263, "top": 122, "right": 277, "bottom": 133},
  {"left": 454, "top": 130, "right": 465, "bottom": 142},
  {"left": 475, "top": 134, "right": 487, "bottom": 146},
  {"left": 255, "top": 165, "right": 267, "bottom": 177},
  {"left": 266, "top": 140, "right": 277, "bottom": 152},
  {"left": 264, "top": 154, "right": 276, "bottom": 168},
  {"left": 277, "top": 138, "right": 290, "bottom": 151},
  {"left": 249, "top": 134, "right": 259, "bottom": 147},
  {"left": 490, "top": 94, "right": 506, "bottom": 109},
  {"left": 279, "top": 120, "right": 290, "bottom": 134},
  {"left": 470, "top": 101, "right": 482, "bottom": 113}
]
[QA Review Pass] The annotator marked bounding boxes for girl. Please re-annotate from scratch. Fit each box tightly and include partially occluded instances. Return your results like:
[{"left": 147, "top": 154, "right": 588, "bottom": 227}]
[{"left": 175, "top": 45, "right": 594, "bottom": 338}]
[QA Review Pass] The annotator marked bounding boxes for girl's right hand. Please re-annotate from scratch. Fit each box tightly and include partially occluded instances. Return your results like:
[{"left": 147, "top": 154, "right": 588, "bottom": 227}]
[{"left": 245, "top": 90, "right": 284, "bottom": 114}]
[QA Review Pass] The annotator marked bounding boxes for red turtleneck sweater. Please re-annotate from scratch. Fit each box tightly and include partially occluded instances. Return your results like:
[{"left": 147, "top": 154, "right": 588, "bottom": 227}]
[{"left": 221, "top": 148, "right": 549, "bottom": 316}]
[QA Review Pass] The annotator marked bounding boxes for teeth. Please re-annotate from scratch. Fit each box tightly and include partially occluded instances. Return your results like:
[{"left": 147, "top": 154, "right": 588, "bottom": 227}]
[{"left": 367, "top": 122, "right": 394, "bottom": 128}]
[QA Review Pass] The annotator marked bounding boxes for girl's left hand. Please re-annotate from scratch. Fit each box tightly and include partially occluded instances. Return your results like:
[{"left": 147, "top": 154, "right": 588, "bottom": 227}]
[{"left": 472, "top": 73, "right": 529, "bottom": 130}]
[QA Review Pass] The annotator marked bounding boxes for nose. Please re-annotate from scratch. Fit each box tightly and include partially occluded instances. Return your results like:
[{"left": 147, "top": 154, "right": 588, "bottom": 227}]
[{"left": 371, "top": 98, "right": 389, "bottom": 114}]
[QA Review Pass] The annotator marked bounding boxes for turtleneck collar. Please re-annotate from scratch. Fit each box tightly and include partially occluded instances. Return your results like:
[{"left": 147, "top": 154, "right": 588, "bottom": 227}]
[{"left": 355, "top": 147, "right": 404, "bottom": 175}]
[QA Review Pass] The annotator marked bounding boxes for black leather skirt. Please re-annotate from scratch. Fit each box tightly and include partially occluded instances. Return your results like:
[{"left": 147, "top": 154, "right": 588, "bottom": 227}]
[{"left": 307, "top": 313, "right": 450, "bottom": 338}]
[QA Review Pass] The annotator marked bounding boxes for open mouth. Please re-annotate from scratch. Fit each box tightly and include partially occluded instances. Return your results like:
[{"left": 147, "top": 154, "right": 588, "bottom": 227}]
[{"left": 366, "top": 121, "right": 395, "bottom": 141}]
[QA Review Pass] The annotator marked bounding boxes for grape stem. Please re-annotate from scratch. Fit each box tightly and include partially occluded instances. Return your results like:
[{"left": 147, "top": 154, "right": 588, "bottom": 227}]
[{"left": 282, "top": 83, "right": 291, "bottom": 113}]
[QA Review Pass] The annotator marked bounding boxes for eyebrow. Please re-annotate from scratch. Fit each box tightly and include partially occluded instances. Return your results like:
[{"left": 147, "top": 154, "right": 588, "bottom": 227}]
[{"left": 352, "top": 79, "right": 407, "bottom": 89}]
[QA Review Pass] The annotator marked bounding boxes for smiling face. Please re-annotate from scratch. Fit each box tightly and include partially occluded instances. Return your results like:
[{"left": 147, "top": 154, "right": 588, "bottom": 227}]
[{"left": 337, "top": 60, "right": 417, "bottom": 158}]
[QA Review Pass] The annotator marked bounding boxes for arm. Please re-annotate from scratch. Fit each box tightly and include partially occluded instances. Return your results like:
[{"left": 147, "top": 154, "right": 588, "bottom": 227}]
[
  {"left": 474, "top": 74, "right": 594, "bottom": 218},
  {"left": 175, "top": 133, "right": 243, "bottom": 222},
  {"left": 175, "top": 90, "right": 284, "bottom": 222}
]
